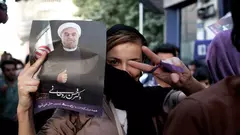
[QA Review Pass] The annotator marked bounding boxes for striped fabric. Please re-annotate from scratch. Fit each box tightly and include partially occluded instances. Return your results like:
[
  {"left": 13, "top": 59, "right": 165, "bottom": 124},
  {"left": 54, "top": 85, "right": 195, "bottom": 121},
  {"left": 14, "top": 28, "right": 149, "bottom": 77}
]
[{"left": 34, "top": 23, "right": 54, "bottom": 59}]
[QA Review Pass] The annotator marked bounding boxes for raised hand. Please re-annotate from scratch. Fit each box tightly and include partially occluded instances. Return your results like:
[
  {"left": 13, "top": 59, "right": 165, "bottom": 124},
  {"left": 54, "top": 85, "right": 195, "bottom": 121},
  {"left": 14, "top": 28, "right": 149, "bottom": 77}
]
[
  {"left": 128, "top": 46, "right": 204, "bottom": 95},
  {"left": 17, "top": 52, "right": 47, "bottom": 113}
]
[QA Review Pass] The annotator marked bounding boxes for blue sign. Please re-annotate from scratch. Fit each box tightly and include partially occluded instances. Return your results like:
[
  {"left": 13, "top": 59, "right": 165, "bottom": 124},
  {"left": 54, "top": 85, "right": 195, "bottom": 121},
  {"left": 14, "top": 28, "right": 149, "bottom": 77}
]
[{"left": 194, "top": 40, "right": 212, "bottom": 60}]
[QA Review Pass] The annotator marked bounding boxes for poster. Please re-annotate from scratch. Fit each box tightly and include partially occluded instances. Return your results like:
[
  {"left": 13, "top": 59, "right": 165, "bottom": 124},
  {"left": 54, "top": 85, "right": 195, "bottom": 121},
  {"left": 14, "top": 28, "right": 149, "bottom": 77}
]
[
  {"left": 29, "top": 20, "right": 106, "bottom": 116},
  {"left": 208, "top": 12, "right": 233, "bottom": 35}
]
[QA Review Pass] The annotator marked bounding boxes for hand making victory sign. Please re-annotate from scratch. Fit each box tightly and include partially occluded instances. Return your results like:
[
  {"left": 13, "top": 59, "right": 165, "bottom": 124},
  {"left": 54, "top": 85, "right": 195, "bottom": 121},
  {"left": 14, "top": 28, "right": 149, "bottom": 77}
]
[{"left": 128, "top": 46, "right": 205, "bottom": 95}]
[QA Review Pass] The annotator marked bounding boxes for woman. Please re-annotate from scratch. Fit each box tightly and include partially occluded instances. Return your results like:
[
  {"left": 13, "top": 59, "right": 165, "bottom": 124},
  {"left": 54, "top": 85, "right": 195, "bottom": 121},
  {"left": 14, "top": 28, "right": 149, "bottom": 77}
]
[{"left": 17, "top": 24, "right": 204, "bottom": 135}]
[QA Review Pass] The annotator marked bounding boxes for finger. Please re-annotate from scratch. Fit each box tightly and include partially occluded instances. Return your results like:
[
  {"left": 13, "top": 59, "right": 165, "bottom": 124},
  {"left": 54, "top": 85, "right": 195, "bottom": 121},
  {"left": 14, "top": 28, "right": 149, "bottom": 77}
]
[
  {"left": 171, "top": 57, "right": 188, "bottom": 71},
  {"left": 162, "top": 58, "right": 182, "bottom": 67},
  {"left": 63, "top": 76, "right": 67, "bottom": 79},
  {"left": 25, "top": 52, "right": 47, "bottom": 76},
  {"left": 162, "top": 57, "right": 188, "bottom": 73},
  {"left": 171, "top": 57, "right": 182, "bottom": 66},
  {"left": 142, "top": 46, "right": 161, "bottom": 64},
  {"left": 19, "top": 86, "right": 38, "bottom": 95},
  {"left": 23, "top": 79, "right": 40, "bottom": 86},
  {"left": 23, "top": 62, "right": 31, "bottom": 71},
  {"left": 33, "top": 66, "right": 42, "bottom": 80},
  {"left": 170, "top": 73, "right": 180, "bottom": 83},
  {"left": 128, "top": 61, "right": 154, "bottom": 72},
  {"left": 63, "top": 79, "right": 67, "bottom": 83},
  {"left": 19, "top": 62, "right": 31, "bottom": 76},
  {"left": 24, "top": 86, "right": 39, "bottom": 93}
]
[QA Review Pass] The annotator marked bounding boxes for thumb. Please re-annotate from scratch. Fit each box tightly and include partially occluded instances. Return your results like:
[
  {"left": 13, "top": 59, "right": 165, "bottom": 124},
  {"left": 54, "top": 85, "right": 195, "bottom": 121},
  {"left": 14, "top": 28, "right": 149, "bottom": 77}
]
[
  {"left": 170, "top": 73, "right": 180, "bottom": 83},
  {"left": 63, "top": 70, "right": 67, "bottom": 73}
]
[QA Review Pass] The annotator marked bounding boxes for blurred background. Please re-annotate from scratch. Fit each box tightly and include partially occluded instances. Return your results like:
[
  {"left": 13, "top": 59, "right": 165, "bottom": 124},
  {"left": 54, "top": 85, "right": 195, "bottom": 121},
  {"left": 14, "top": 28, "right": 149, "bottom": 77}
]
[{"left": 0, "top": 0, "right": 231, "bottom": 64}]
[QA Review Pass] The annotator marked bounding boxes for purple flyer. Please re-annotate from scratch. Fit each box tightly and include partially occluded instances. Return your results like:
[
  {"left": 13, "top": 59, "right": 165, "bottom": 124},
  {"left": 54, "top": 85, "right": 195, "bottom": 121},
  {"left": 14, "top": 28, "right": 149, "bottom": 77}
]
[
  {"left": 208, "top": 12, "right": 233, "bottom": 35},
  {"left": 29, "top": 20, "right": 106, "bottom": 116}
]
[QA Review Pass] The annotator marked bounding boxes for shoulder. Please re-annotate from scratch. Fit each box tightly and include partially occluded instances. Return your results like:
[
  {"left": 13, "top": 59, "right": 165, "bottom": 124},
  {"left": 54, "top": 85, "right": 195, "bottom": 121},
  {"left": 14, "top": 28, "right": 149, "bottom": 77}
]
[
  {"left": 163, "top": 98, "right": 207, "bottom": 135},
  {"left": 170, "top": 87, "right": 224, "bottom": 118},
  {"left": 170, "top": 98, "right": 204, "bottom": 117}
]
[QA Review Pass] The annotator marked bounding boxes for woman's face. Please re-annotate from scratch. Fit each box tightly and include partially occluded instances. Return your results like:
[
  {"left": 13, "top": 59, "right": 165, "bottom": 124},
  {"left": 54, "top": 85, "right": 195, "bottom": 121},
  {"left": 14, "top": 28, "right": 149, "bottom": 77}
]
[{"left": 107, "top": 42, "right": 142, "bottom": 81}]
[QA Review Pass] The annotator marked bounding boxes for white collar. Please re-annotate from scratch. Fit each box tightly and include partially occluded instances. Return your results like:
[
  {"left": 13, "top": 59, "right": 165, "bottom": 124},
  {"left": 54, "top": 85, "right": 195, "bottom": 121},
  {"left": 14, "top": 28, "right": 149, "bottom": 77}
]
[
  {"left": 115, "top": 108, "right": 128, "bottom": 134},
  {"left": 63, "top": 46, "right": 77, "bottom": 51}
]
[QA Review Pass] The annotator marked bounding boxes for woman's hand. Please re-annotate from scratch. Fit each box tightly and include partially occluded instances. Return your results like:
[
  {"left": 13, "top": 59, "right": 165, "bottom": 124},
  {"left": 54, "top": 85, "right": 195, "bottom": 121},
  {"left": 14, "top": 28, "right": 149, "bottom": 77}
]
[
  {"left": 128, "top": 46, "right": 205, "bottom": 95},
  {"left": 17, "top": 52, "right": 47, "bottom": 113}
]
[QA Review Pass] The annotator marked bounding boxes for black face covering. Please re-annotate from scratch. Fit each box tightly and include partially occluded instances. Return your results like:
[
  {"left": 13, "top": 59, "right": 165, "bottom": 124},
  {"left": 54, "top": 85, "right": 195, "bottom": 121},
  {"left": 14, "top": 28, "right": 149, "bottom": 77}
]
[
  {"left": 104, "top": 64, "right": 170, "bottom": 135},
  {"left": 104, "top": 64, "right": 144, "bottom": 110},
  {"left": 104, "top": 64, "right": 171, "bottom": 112}
]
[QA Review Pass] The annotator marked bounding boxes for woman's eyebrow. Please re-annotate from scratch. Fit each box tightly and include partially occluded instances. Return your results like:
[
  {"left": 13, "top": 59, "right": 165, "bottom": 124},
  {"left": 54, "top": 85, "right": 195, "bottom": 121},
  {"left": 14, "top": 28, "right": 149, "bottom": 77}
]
[{"left": 130, "top": 58, "right": 141, "bottom": 61}]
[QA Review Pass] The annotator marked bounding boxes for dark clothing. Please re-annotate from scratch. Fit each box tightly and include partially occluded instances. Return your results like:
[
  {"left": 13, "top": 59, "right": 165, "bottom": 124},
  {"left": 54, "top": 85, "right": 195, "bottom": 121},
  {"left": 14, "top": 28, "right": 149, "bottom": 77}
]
[
  {"left": 0, "top": 117, "right": 18, "bottom": 135},
  {"left": 164, "top": 76, "right": 240, "bottom": 135},
  {"left": 104, "top": 64, "right": 171, "bottom": 135},
  {"left": 34, "top": 109, "right": 55, "bottom": 133}
]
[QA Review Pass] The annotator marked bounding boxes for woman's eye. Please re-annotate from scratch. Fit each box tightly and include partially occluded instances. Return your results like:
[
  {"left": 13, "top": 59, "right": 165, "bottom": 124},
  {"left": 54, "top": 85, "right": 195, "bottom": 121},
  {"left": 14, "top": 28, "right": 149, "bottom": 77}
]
[{"left": 108, "top": 59, "right": 119, "bottom": 66}]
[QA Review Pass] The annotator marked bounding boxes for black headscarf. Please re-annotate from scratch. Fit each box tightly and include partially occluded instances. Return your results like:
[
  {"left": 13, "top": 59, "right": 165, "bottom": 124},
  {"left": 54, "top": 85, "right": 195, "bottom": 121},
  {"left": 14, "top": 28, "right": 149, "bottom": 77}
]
[{"left": 107, "top": 24, "right": 148, "bottom": 46}]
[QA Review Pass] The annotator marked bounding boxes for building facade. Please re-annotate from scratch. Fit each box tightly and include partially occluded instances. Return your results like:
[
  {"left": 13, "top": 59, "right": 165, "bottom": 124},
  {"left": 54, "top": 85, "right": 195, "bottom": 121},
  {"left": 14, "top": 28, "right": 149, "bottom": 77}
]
[{"left": 161, "top": 0, "right": 230, "bottom": 62}]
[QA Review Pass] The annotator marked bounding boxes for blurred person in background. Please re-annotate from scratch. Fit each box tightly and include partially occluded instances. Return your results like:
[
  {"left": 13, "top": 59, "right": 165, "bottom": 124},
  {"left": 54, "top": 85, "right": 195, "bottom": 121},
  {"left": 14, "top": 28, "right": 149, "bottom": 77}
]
[
  {"left": 193, "top": 66, "right": 211, "bottom": 88},
  {"left": 0, "top": 60, "right": 18, "bottom": 135},
  {"left": 1, "top": 51, "right": 12, "bottom": 62},
  {"left": 187, "top": 60, "right": 206, "bottom": 75},
  {"left": 0, "top": 51, "right": 24, "bottom": 76},
  {"left": 0, "top": 0, "right": 8, "bottom": 24},
  {"left": 0, "top": 51, "right": 12, "bottom": 77},
  {"left": 13, "top": 58, "right": 24, "bottom": 76}
]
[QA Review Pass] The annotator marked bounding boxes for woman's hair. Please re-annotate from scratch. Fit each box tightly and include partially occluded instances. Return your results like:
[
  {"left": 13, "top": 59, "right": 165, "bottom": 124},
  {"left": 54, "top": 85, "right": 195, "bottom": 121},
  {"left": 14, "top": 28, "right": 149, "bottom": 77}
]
[
  {"left": 107, "top": 24, "right": 148, "bottom": 63},
  {"left": 107, "top": 30, "right": 144, "bottom": 52}
]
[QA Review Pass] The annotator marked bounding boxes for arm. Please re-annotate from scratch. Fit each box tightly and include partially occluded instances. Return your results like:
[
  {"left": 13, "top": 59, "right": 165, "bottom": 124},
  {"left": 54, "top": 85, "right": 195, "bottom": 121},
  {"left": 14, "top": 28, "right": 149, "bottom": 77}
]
[
  {"left": 17, "top": 107, "right": 36, "bottom": 135},
  {"left": 163, "top": 98, "right": 207, "bottom": 135}
]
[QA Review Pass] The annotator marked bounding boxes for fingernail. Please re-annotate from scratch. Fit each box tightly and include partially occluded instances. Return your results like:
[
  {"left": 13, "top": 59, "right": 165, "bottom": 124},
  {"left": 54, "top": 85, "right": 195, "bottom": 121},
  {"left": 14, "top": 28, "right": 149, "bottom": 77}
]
[{"left": 162, "top": 59, "right": 173, "bottom": 64}]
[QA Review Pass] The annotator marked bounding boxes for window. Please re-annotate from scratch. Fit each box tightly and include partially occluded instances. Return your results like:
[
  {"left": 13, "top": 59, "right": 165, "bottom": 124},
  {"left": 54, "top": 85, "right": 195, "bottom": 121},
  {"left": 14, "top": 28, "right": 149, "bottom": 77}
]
[{"left": 181, "top": 3, "right": 197, "bottom": 62}]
